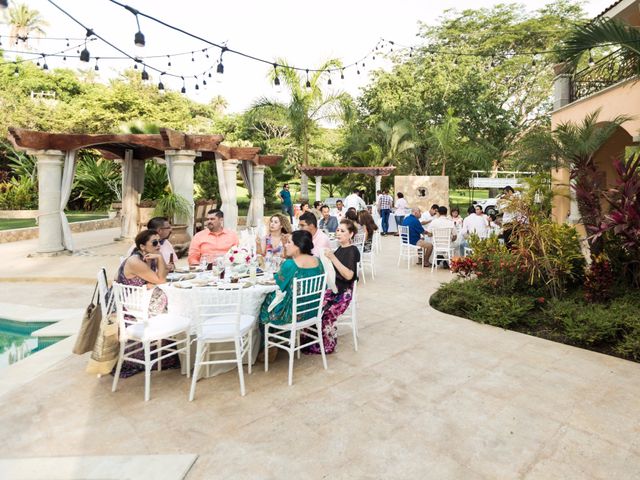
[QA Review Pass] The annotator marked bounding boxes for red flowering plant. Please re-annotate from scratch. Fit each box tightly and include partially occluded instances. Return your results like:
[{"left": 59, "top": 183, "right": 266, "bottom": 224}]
[{"left": 450, "top": 256, "right": 476, "bottom": 278}]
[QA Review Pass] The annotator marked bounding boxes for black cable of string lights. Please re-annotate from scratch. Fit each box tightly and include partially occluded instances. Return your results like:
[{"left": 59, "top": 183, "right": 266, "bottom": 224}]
[{"left": 0, "top": 39, "right": 91, "bottom": 67}]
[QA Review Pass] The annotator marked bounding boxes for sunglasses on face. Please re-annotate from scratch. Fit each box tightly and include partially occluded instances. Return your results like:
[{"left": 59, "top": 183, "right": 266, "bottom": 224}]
[{"left": 151, "top": 239, "right": 160, "bottom": 247}]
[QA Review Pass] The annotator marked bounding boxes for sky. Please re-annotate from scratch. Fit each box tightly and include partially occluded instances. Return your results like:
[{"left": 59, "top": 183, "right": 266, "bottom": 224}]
[{"left": 12, "top": 0, "right": 616, "bottom": 113}]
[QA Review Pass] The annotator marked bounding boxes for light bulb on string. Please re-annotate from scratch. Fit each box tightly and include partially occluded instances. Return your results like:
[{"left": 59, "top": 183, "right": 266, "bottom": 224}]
[
  {"left": 42, "top": 56, "right": 49, "bottom": 70},
  {"left": 305, "top": 69, "right": 311, "bottom": 89},
  {"left": 194, "top": 79, "right": 200, "bottom": 95},
  {"left": 94, "top": 58, "right": 99, "bottom": 71},
  {"left": 141, "top": 68, "right": 149, "bottom": 81},
  {"left": 202, "top": 78, "right": 207, "bottom": 90},
  {"left": 273, "top": 63, "right": 280, "bottom": 89},
  {"left": 191, "top": 52, "right": 195, "bottom": 62},
  {"left": 216, "top": 46, "right": 227, "bottom": 83},
  {"left": 126, "top": 6, "right": 145, "bottom": 48},
  {"left": 167, "top": 55, "right": 172, "bottom": 67},
  {"left": 531, "top": 56, "right": 537, "bottom": 67},
  {"left": 181, "top": 76, "right": 186, "bottom": 94},
  {"left": 13, "top": 65, "right": 19, "bottom": 77},
  {"left": 158, "top": 73, "right": 165, "bottom": 94},
  {"left": 66, "top": 38, "right": 70, "bottom": 47},
  {"left": 340, "top": 69, "right": 345, "bottom": 80},
  {"left": 588, "top": 50, "right": 595, "bottom": 67},
  {"left": 63, "top": 56, "right": 66, "bottom": 61},
  {"left": 80, "top": 29, "right": 92, "bottom": 62}
]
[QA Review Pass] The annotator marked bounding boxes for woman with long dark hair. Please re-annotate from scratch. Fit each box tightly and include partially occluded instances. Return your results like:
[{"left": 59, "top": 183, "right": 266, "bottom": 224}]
[{"left": 357, "top": 210, "right": 378, "bottom": 253}]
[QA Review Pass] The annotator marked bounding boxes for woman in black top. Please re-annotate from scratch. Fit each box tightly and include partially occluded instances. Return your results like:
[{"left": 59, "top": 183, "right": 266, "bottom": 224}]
[{"left": 307, "top": 219, "right": 360, "bottom": 354}]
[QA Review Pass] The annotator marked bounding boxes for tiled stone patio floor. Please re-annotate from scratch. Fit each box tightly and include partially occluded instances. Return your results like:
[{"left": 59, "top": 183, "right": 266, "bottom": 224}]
[{"left": 0, "top": 228, "right": 639, "bottom": 479}]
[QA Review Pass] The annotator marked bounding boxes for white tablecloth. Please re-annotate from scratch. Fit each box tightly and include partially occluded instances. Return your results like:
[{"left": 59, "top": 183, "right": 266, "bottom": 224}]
[{"left": 159, "top": 279, "right": 277, "bottom": 378}]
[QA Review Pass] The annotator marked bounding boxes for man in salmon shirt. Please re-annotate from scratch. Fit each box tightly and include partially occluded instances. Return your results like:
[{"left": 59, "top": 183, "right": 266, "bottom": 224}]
[{"left": 188, "top": 209, "right": 239, "bottom": 265}]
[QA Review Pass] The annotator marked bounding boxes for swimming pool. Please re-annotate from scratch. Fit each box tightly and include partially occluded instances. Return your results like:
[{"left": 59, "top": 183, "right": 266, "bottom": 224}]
[{"left": 0, "top": 319, "right": 65, "bottom": 369}]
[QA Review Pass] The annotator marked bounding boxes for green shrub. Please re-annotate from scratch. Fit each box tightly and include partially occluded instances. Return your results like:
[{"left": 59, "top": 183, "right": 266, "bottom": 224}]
[{"left": 0, "top": 176, "right": 37, "bottom": 210}]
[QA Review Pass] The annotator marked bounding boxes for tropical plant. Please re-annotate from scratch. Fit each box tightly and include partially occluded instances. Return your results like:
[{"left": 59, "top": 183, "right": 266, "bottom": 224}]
[
  {"left": 153, "top": 190, "right": 191, "bottom": 225},
  {"left": 141, "top": 160, "right": 169, "bottom": 201},
  {"left": 249, "top": 58, "right": 350, "bottom": 199},
  {"left": 593, "top": 151, "right": 640, "bottom": 286},
  {"left": 73, "top": 153, "right": 121, "bottom": 211},
  {"left": 0, "top": 175, "right": 37, "bottom": 210},
  {"left": 552, "top": 109, "right": 631, "bottom": 255},
  {"left": 5, "top": 2, "right": 49, "bottom": 47},
  {"left": 557, "top": 17, "right": 640, "bottom": 69}
]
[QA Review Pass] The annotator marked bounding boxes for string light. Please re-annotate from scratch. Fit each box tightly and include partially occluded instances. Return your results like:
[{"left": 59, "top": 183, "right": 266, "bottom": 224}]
[
  {"left": 123, "top": 5, "right": 145, "bottom": 48},
  {"left": 305, "top": 69, "right": 311, "bottom": 89},
  {"left": 42, "top": 56, "right": 49, "bottom": 70},
  {"left": 180, "top": 76, "right": 186, "bottom": 94},
  {"left": 0, "top": 0, "right": 8, "bottom": 9},
  {"left": 588, "top": 50, "right": 595, "bottom": 67},
  {"left": 94, "top": 57, "right": 99, "bottom": 71},
  {"left": 13, "top": 65, "right": 19, "bottom": 77},
  {"left": 340, "top": 69, "right": 345, "bottom": 80},
  {"left": 273, "top": 63, "right": 280, "bottom": 87},
  {"left": 191, "top": 51, "right": 195, "bottom": 62},
  {"left": 157, "top": 73, "right": 165, "bottom": 92},
  {"left": 141, "top": 68, "right": 149, "bottom": 81},
  {"left": 79, "top": 29, "right": 93, "bottom": 62},
  {"left": 327, "top": 70, "right": 332, "bottom": 86}
]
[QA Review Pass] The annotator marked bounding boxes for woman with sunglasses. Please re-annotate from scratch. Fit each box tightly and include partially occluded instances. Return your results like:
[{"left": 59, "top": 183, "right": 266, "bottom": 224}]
[{"left": 115, "top": 229, "right": 176, "bottom": 377}]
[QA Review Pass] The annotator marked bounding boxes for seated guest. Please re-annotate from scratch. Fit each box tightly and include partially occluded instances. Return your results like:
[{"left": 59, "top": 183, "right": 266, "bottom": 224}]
[
  {"left": 318, "top": 205, "right": 338, "bottom": 233},
  {"left": 451, "top": 208, "right": 463, "bottom": 229},
  {"left": 307, "top": 219, "right": 360, "bottom": 355},
  {"left": 257, "top": 213, "right": 291, "bottom": 258},
  {"left": 420, "top": 204, "right": 439, "bottom": 225},
  {"left": 258, "top": 230, "right": 324, "bottom": 327},
  {"left": 126, "top": 217, "right": 176, "bottom": 271},
  {"left": 344, "top": 208, "right": 363, "bottom": 234},
  {"left": 332, "top": 199, "right": 346, "bottom": 221},
  {"left": 311, "top": 201, "right": 323, "bottom": 220},
  {"left": 116, "top": 229, "right": 178, "bottom": 376},
  {"left": 357, "top": 209, "right": 378, "bottom": 252},
  {"left": 488, "top": 213, "right": 501, "bottom": 236},
  {"left": 188, "top": 209, "right": 238, "bottom": 265},
  {"left": 459, "top": 204, "right": 489, "bottom": 255},
  {"left": 402, "top": 207, "right": 433, "bottom": 267},
  {"left": 425, "top": 206, "right": 457, "bottom": 267},
  {"left": 298, "top": 211, "right": 331, "bottom": 256}
]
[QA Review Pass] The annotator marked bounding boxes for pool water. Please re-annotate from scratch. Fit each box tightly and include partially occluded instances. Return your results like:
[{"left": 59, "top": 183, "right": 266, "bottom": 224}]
[{"left": 0, "top": 319, "right": 65, "bottom": 369}]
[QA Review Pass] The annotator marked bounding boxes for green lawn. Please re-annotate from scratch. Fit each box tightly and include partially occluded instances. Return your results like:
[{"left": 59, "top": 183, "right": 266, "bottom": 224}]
[
  {"left": 449, "top": 189, "right": 489, "bottom": 209},
  {"left": 0, "top": 213, "right": 108, "bottom": 231}
]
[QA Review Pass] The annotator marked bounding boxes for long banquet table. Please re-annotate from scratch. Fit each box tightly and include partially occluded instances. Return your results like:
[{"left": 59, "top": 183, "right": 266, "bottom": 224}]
[{"left": 159, "top": 273, "right": 277, "bottom": 378}]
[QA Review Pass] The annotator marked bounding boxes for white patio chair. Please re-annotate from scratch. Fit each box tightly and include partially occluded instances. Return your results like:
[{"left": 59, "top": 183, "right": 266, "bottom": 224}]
[
  {"left": 111, "top": 283, "right": 191, "bottom": 402},
  {"left": 189, "top": 285, "right": 255, "bottom": 400},
  {"left": 372, "top": 230, "right": 382, "bottom": 253},
  {"left": 264, "top": 273, "right": 327, "bottom": 386},
  {"left": 397, "top": 225, "right": 422, "bottom": 269},
  {"left": 336, "top": 280, "right": 359, "bottom": 351},
  {"left": 352, "top": 232, "right": 369, "bottom": 283},
  {"left": 431, "top": 227, "right": 455, "bottom": 272}
]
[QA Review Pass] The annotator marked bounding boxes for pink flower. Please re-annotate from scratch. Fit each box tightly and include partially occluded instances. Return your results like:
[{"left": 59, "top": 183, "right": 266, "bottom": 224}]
[
  {"left": 229, "top": 256, "right": 235, "bottom": 263},
  {"left": 245, "top": 256, "right": 251, "bottom": 263}
]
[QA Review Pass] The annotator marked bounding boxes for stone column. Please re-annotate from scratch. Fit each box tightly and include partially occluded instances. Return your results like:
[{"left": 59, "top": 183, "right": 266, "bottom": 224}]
[
  {"left": 375, "top": 175, "right": 382, "bottom": 195},
  {"left": 315, "top": 176, "right": 322, "bottom": 202},
  {"left": 568, "top": 177, "right": 581, "bottom": 225},
  {"left": 31, "top": 149, "right": 65, "bottom": 253},
  {"left": 120, "top": 149, "right": 144, "bottom": 240},
  {"left": 300, "top": 172, "right": 309, "bottom": 200},
  {"left": 166, "top": 150, "right": 197, "bottom": 236},
  {"left": 553, "top": 72, "right": 572, "bottom": 110},
  {"left": 252, "top": 165, "right": 266, "bottom": 228},
  {"left": 223, "top": 159, "right": 239, "bottom": 231}
]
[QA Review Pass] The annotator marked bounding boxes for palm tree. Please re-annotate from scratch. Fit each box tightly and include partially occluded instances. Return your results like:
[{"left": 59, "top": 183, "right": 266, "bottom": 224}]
[
  {"left": 558, "top": 17, "right": 640, "bottom": 68},
  {"left": 249, "top": 58, "right": 349, "bottom": 200},
  {"left": 425, "top": 109, "right": 462, "bottom": 176},
  {"left": 377, "top": 119, "right": 417, "bottom": 171},
  {"left": 552, "top": 109, "right": 631, "bottom": 255},
  {"left": 5, "top": 3, "right": 49, "bottom": 49}
]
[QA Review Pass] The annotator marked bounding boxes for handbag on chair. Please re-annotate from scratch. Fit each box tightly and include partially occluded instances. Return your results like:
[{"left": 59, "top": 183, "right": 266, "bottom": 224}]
[
  {"left": 72, "top": 283, "right": 102, "bottom": 355},
  {"left": 85, "top": 312, "right": 120, "bottom": 375}
]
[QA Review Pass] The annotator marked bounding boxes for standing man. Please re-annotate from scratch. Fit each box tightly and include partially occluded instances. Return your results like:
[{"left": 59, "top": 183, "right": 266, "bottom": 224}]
[
  {"left": 279, "top": 183, "right": 293, "bottom": 221},
  {"left": 377, "top": 189, "right": 393, "bottom": 236},
  {"left": 298, "top": 212, "right": 331, "bottom": 257},
  {"left": 188, "top": 209, "right": 239, "bottom": 265},
  {"left": 344, "top": 188, "right": 366, "bottom": 212}
]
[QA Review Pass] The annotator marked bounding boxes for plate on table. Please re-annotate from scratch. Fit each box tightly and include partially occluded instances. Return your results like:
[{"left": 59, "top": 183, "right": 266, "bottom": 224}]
[
  {"left": 173, "top": 281, "right": 193, "bottom": 289},
  {"left": 174, "top": 266, "right": 190, "bottom": 273},
  {"left": 167, "top": 272, "right": 196, "bottom": 282}
]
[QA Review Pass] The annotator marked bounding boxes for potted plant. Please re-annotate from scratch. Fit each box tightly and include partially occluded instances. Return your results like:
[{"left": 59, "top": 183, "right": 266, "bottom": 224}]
[{"left": 153, "top": 190, "right": 192, "bottom": 244}]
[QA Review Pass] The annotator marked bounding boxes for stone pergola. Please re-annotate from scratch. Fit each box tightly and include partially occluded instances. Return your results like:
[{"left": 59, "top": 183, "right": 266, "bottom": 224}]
[
  {"left": 8, "top": 128, "right": 282, "bottom": 254},
  {"left": 299, "top": 166, "right": 396, "bottom": 201}
]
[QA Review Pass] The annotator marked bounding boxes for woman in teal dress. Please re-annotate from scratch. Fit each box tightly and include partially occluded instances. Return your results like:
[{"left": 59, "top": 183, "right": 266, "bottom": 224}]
[{"left": 259, "top": 230, "right": 324, "bottom": 326}]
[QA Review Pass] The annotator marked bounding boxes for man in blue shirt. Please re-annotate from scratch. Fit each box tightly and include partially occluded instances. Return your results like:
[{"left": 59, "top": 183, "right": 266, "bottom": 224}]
[
  {"left": 402, "top": 207, "right": 433, "bottom": 266},
  {"left": 318, "top": 205, "right": 338, "bottom": 232},
  {"left": 279, "top": 183, "right": 293, "bottom": 220}
]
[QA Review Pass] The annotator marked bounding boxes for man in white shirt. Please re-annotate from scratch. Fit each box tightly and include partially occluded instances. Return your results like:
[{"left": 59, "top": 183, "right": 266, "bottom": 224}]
[
  {"left": 344, "top": 188, "right": 366, "bottom": 212},
  {"left": 298, "top": 212, "right": 331, "bottom": 257},
  {"left": 424, "top": 206, "right": 457, "bottom": 268},
  {"left": 420, "top": 204, "right": 439, "bottom": 226},
  {"left": 332, "top": 199, "right": 346, "bottom": 221},
  {"left": 459, "top": 204, "right": 489, "bottom": 255}
]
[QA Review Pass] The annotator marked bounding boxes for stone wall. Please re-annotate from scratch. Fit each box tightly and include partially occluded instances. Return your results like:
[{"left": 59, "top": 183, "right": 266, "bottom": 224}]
[
  {"left": 394, "top": 176, "right": 449, "bottom": 213},
  {"left": 0, "top": 210, "right": 39, "bottom": 219},
  {"left": 0, "top": 217, "right": 120, "bottom": 244}
]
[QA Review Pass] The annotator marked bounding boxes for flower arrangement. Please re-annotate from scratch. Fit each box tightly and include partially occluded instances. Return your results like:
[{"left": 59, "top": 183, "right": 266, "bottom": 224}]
[{"left": 225, "top": 246, "right": 257, "bottom": 274}]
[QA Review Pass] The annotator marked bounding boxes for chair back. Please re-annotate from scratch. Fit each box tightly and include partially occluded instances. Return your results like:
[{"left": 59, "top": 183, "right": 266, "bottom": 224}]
[
  {"left": 194, "top": 284, "right": 243, "bottom": 337},
  {"left": 432, "top": 228, "right": 453, "bottom": 249},
  {"left": 113, "top": 283, "right": 152, "bottom": 332},
  {"left": 97, "top": 267, "right": 112, "bottom": 317},
  {"left": 291, "top": 274, "right": 327, "bottom": 327},
  {"left": 352, "top": 232, "right": 366, "bottom": 254},
  {"left": 398, "top": 225, "right": 411, "bottom": 246}
]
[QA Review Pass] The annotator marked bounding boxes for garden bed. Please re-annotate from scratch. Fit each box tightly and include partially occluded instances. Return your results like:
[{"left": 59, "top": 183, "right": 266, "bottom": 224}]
[{"left": 430, "top": 278, "right": 640, "bottom": 363}]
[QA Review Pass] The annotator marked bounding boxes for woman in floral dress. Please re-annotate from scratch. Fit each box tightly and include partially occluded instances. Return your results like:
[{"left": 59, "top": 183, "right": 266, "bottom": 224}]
[
  {"left": 307, "top": 219, "right": 360, "bottom": 354},
  {"left": 115, "top": 229, "right": 178, "bottom": 377}
]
